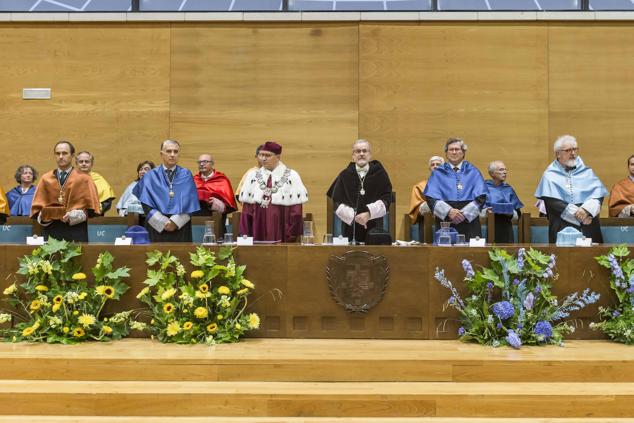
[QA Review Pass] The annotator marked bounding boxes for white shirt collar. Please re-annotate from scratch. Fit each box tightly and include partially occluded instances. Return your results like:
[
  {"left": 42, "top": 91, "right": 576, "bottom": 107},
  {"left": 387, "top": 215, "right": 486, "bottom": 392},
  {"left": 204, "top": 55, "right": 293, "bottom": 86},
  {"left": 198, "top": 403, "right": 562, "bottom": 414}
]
[
  {"left": 200, "top": 170, "right": 214, "bottom": 181},
  {"left": 629, "top": 175, "right": 634, "bottom": 183},
  {"left": 162, "top": 164, "right": 177, "bottom": 172},
  {"left": 356, "top": 163, "right": 369, "bottom": 174},
  {"left": 449, "top": 161, "right": 463, "bottom": 171}
]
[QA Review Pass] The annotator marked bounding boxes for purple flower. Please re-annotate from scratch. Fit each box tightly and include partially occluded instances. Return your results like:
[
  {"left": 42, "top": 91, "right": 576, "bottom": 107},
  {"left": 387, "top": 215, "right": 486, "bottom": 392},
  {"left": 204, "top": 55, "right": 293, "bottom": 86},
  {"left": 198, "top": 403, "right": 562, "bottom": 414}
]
[
  {"left": 534, "top": 285, "right": 542, "bottom": 294},
  {"left": 517, "top": 248, "right": 525, "bottom": 271},
  {"left": 608, "top": 254, "right": 625, "bottom": 281},
  {"left": 496, "top": 322, "right": 502, "bottom": 329},
  {"left": 613, "top": 310, "right": 621, "bottom": 318},
  {"left": 523, "top": 292, "right": 535, "bottom": 311},
  {"left": 448, "top": 296, "right": 455, "bottom": 305},
  {"left": 543, "top": 268, "right": 554, "bottom": 279},
  {"left": 513, "top": 278, "right": 520, "bottom": 286},
  {"left": 534, "top": 321, "right": 553, "bottom": 339},
  {"left": 506, "top": 330, "right": 522, "bottom": 349},
  {"left": 462, "top": 259, "right": 475, "bottom": 279},
  {"left": 486, "top": 282, "right": 493, "bottom": 290},
  {"left": 458, "top": 327, "right": 465, "bottom": 336},
  {"left": 492, "top": 301, "right": 515, "bottom": 320}
]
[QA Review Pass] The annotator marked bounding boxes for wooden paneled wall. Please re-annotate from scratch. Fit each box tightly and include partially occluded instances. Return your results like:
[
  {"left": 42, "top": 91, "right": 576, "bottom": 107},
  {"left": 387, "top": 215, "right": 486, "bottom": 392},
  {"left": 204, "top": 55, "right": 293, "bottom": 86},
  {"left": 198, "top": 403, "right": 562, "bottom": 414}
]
[{"left": 1, "top": 22, "right": 633, "bottom": 238}]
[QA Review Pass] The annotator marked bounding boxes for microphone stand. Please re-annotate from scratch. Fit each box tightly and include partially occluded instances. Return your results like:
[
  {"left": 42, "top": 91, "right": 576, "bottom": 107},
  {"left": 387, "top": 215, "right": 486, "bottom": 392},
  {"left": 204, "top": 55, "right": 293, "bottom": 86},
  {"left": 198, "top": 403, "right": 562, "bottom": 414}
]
[{"left": 351, "top": 185, "right": 361, "bottom": 246}]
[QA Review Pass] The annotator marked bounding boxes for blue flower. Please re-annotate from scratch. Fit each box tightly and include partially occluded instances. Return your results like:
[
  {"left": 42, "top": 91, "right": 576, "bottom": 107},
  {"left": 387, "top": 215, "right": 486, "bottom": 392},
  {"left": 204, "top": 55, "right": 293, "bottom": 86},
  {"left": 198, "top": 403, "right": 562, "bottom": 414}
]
[
  {"left": 613, "top": 310, "right": 621, "bottom": 318},
  {"left": 486, "top": 282, "right": 493, "bottom": 290},
  {"left": 534, "top": 321, "right": 553, "bottom": 339},
  {"left": 627, "top": 287, "right": 634, "bottom": 294},
  {"left": 458, "top": 327, "right": 465, "bottom": 336},
  {"left": 513, "top": 278, "right": 520, "bottom": 286},
  {"left": 492, "top": 301, "right": 515, "bottom": 320},
  {"left": 506, "top": 330, "right": 522, "bottom": 349},
  {"left": 523, "top": 292, "right": 535, "bottom": 311},
  {"left": 517, "top": 248, "right": 525, "bottom": 271},
  {"left": 534, "top": 285, "right": 542, "bottom": 294},
  {"left": 462, "top": 259, "right": 475, "bottom": 279},
  {"left": 496, "top": 322, "right": 502, "bottom": 329}
]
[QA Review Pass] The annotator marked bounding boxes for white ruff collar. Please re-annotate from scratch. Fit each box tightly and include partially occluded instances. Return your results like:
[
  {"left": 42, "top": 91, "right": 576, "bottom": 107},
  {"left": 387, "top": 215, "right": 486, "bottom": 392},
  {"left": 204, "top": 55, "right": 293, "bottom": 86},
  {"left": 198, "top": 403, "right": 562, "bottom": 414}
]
[{"left": 238, "top": 161, "right": 308, "bottom": 206}]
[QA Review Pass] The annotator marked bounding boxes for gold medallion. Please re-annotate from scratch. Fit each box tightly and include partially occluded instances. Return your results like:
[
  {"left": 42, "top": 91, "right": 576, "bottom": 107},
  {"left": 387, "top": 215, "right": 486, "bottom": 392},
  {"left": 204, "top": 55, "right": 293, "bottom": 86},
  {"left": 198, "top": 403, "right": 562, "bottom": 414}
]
[{"left": 169, "top": 191, "right": 174, "bottom": 198}]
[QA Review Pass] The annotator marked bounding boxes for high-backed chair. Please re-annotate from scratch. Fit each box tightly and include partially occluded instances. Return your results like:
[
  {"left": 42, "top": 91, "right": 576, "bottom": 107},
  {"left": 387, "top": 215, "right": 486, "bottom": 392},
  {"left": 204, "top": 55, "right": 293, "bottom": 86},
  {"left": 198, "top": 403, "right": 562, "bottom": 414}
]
[
  {"left": 523, "top": 213, "right": 634, "bottom": 243},
  {"left": 88, "top": 216, "right": 134, "bottom": 243},
  {"left": 0, "top": 217, "right": 39, "bottom": 243},
  {"left": 191, "top": 213, "right": 226, "bottom": 243},
  {"left": 327, "top": 192, "right": 396, "bottom": 240}
]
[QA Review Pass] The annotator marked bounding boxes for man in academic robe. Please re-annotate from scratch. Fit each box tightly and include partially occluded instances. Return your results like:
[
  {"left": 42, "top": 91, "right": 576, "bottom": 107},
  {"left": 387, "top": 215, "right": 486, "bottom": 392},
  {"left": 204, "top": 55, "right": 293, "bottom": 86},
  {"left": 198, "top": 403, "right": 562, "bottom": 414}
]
[
  {"left": 535, "top": 135, "right": 608, "bottom": 243},
  {"left": 423, "top": 138, "right": 488, "bottom": 240},
  {"left": 76, "top": 151, "right": 116, "bottom": 215},
  {"left": 193, "top": 154, "right": 237, "bottom": 237},
  {"left": 7, "top": 165, "right": 37, "bottom": 217},
  {"left": 327, "top": 139, "right": 392, "bottom": 244},
  {"left": 133, "top": 139, "right": 200, "bottom": 242},
  {"left": 484, "top": 160, "right": 524, "bottom": 243},
  {"left": 608, "top": 154, "right": 634, "bottom": 218},
  {"left": 235, "top": 145, "right": 263, "bottom": 211},
  {"left": 239, "top": 141, "right": 308, "bottom": 242},
  {"left": 30, "top": 141, "right": 101, "bottom": 242},
  {"left": 408, "top": 155, "right": 444, "bottom": 224}
]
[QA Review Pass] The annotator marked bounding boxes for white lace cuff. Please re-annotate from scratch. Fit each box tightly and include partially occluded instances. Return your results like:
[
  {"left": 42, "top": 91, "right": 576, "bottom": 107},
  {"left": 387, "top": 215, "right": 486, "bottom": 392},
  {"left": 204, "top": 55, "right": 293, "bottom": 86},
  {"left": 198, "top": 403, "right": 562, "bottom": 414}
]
[
  {"left": 433, "top": 201, "right": 451, "bottom": 220},
  {"left": 581, "top": 198, "right": 601, "bottom": 217},
  {"left": 148, "top": 210, "right": 169, "bottom": 233},
  {"left": 561, "top": 204, "right": 580, "bottom": 225},
  {"left": 418, "top": 202, "right": 431, "bottom": 215},
  {"left": 618, "top": 205, "right": 633, "bottom": 218},
  {"left": 335, "top": 204, "right": 355, "bottom": 226},
  {"left": 169, "top": 213, "right": 191, "bottom": 229},
  {"left": 461, "top": 201, "right": 480, "bottom": 223},
  {"left": 367, "top": 200, "right": 386, "bottom": 220},
  {"left": 67, "top": 209, "right": 87, "bottom": 226}
]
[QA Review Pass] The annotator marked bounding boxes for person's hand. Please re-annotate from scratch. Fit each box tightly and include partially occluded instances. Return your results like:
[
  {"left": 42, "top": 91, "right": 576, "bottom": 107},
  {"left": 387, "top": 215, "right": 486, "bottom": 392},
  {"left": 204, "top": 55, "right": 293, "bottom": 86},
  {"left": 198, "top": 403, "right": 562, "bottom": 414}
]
[
  {"left": 61, "top": 212, "right": 70, "bottom": 223},
  {"left": 448, "top": 208, "right": 465, "bottom": 224},
  {"left": 575, "top": 208, "right": 589, "bottom": 223},
  {"left": 164, "top": 221, "right": 178, "bottom": 232},
  {"left": 582, "top": 216, "right": 593, "bottom": 226},
  {"left": 208, "top": 197, "right": 226, "bottom": 213},
  {"left": 354, "top": 212, "right": 371, "bottom": 228}
]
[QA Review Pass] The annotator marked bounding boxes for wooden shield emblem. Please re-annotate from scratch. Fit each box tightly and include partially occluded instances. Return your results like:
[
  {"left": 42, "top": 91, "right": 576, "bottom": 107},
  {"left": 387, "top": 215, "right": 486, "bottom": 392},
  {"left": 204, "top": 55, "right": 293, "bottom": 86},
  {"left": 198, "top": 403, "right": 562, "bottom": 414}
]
[{"left": 326, "top": 250, "right": 389, "bottom": 313}]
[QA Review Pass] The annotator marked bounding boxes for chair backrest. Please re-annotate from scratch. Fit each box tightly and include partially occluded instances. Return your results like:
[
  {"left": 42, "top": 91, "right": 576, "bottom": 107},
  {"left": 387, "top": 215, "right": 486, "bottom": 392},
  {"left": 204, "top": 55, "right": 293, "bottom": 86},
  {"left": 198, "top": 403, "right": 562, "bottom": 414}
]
[
  {"left": 487, "top": 213, "right": 523, "bottom": 244},
  {"left": 88, "top": 216, "right": 131, "bottom": 243},
  {"left": 0, "top": 217, "right": 38, "bottom": 244},
  {"left": 327, "top": 192, "right": 396, "bottom": 240},
  {"left": 191, "top": 213, "right": 225, "bottom": 242},
  {"left": 522, "top": 214, "right": 634, "bottom": 243}
]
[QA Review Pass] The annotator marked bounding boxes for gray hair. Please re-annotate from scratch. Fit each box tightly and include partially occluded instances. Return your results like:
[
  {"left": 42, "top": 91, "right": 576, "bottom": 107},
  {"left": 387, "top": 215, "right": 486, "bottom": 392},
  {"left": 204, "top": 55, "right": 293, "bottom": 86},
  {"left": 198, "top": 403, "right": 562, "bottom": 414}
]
[
  {"left": 160, "top": 139, "right": 180, "bottom": 151},
  {"left": 488, "top": 160, "right": 503, "bottom": 176},
  {"left": 553, "top": 135, "right": 577, "bottom": 154},
  {"left": 352, "top": 139, "right": 371, "bottom": 152},
  {"left": 444, "top": 137, "right": 468, "bottom": 152},
  {"left": 428, "top": 156, "right": 444, "bottom": 166}
]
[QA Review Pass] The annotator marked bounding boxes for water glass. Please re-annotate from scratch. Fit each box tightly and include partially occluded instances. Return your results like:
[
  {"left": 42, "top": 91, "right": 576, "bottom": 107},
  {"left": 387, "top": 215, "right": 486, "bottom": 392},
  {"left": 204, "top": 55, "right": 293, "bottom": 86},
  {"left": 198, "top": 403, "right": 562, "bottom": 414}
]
[
  {"left": 438, "top": 234, "right": 451, "bottom": 246},
  {"left": 224, "top": 233, "right": 234, "bottom": 244},
  {"left": 456, "top": 234, "right": 466, "bottom": 245},
  {"left": 202, "top": 233, "right": 216, "bottom": 245},
  {"left": 322, "top": 233, "right": 333, "bottom": 245}
]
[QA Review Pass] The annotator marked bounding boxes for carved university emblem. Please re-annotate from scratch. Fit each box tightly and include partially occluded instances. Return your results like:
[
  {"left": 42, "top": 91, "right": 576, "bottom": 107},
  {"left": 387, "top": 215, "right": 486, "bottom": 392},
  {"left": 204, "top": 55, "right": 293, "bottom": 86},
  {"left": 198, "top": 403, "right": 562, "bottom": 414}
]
[{"left": 326, "top": 250, "right": 389, "bottom": 313}]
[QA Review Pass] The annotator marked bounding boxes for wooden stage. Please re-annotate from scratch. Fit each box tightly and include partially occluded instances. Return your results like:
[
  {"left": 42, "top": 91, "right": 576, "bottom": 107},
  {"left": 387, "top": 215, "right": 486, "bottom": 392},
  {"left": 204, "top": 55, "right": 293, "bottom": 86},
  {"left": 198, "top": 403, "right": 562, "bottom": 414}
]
[
  {"left": 0, "top": 244, "right": 619, "bottom": 340},
  {"left": 1, "top": 339, "right": 634, "bottom": 420}
]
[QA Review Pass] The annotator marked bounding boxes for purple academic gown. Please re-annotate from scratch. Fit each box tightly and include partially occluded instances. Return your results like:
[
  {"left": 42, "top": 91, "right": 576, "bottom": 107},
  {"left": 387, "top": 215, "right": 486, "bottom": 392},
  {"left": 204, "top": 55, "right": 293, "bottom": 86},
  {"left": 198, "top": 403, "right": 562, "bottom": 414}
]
[{"left": 239, "top": 176, "right": 303, "bottom": 243}]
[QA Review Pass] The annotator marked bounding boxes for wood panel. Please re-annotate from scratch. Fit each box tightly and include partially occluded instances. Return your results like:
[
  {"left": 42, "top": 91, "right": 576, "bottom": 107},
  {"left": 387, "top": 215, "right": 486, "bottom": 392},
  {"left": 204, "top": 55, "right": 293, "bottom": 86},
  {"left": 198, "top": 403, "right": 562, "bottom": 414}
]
[
  {"left": 169, "top": 23, "right": 360, "bottom": 238},
  {"left": 548, "top": 23, "right": 634, "bottom": 217},
  {"left": 359, "top": 23, "right": 549, "bottom": 237},
  {"left": 0, "top": 23, "right": 170, "bottom": 214}
]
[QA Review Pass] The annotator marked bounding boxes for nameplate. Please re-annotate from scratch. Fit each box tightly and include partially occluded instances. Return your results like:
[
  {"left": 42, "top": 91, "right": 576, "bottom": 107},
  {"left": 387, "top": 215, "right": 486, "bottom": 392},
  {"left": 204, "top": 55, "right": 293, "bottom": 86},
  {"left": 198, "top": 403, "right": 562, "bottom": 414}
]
[
  {"left": 114, "top": 236, "right": 132, "bottom": 246},
  {"left": 237, "top": 236, "right": 254, "bottom": 246},
  {"left": 575, "top": 237, "right": 592, "bottom": 247},
  {"left": 333, "top": 236, "right": 349, "bottom": 246},
  {"left": 26, "top": 236, "right": 45, "bottom": 245},
  {"left": 469, "top": 238, "right": 486, "bottom": 247}
]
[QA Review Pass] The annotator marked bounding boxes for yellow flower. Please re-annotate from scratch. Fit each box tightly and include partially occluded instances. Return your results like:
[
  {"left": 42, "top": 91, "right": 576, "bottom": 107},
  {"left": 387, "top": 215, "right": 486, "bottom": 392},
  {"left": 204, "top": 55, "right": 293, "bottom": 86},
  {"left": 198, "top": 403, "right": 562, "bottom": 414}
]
[
  {"left": 73, "top": 310, "right": 79, "bottom": 316},
  {"left": 217, "top": 314, "right": 224, "bottom": 321},
  {"left": 102, "top": 325, "right": 113, "bottom": 334},
  {"left": 35, "top": 285, "right": 49, "bottom": 292},
  {"left": 29, "top": 300, "right": 42, "bottom": 311},
  {"left": 217, "top": 286, "right": 231, "bottom": 295},
  {"left": 183, "top": 321, "right": 193, "bottom": 331},
  {"left": 161, "top": 288, "right": 177, "bottom": 301},
  {"left": 136, "top": 287, "right": 150, "bottom": 299},
  {"left": 194, "top": 307, "right": 208, "bottom": 319},
  {"left": 53, "top": 295, "right": 63, "bottom": 304},
  {"left": 236, "top": 288, "right": 249, "bottom": 296},
  {"left": 78, "top": 314, "right": 96, "bottom": 328},
  {"left": 32, "top": 321, "right": 40, "bottom": 330},
  {"left": 206, "top": 323, "right": 218, "bottom": 334},
  {"left": 163, "top": 303, "right": 175, "bottom": 314},
  {"left": 195, "top": 291, "right": 210, "bottom": 299},
  {"left": 166, "top": 321, "right": 181, "bottom": 337},
  {"left": 72, "top": 272, "right": 87, "bottom": 281},
  {"left": 235, "top": 323, "right": 242, "bottom": 330},
  {"left": 52, "top": 303, "right": 61, "bottom": 313},
  {"left": 190, "top": 270, "right": 204, "bottom": 279},
  {"left": 248, "top": 313, "right": 260, "bottom": 329},
  {"left": 22, "top": 326, "right": 35, "bottom": 337},
  {"left": 63, "top": 327, "right": 69, "bottom": 334},
  {"left": 96, "top": 285, "right": 115, "bottom": 299},
  {"left": 3, "top": 283, "right": 17, "bottom": 295},
  {"left": 78, "top": 292, "right": 88, "bottom": 300},
  {"left": 73, "top": 327, "right": 85, "bottom": 338},
  {"left": 240, "top": 279, "right": 255, "bottom": 289},
  {"left": 198, "top": 284, "right": 209, "bottom": 293}
]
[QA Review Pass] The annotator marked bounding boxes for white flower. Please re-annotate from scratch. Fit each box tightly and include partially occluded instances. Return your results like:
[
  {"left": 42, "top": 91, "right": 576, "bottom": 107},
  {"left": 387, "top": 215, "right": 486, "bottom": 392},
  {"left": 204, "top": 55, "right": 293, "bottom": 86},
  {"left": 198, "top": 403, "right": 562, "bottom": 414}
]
[
  {"left": 176, "top": 264, "right": 186, "bottom": 277},
  {"left": 219, "top": 295, "right": 231, "bottom": 308},
  {"left": 130, "top": 321, "right": 147, "bottom": 331},
  {"left": 0, "top": 313, "right": 11, "bottom": 324},
  {"left": 65, "top": 291, "right": 80, "bottom": 304},
  {"left": 179, "top": 292, "right": 194, "bottom": 306},
  {"left": 109, "top": 311, "right": 131, "bottom": 324},
  {"left": 626, "top": 330, "right": 632, "bottom": 337},
  {"left": 48, "top": 316, "right": 62, "bottom": 328}
]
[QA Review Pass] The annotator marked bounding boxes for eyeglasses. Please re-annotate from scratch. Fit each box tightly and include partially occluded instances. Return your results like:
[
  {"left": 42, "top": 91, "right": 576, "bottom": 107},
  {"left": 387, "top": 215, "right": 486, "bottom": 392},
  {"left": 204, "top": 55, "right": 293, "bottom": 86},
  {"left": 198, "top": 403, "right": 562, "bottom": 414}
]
[
  {"left": 353, "top": 149, "right": 369, "bottom": 154},
  {"left": 560, "top": 148, "right": 579, "bottom": 154},
  {"left": 197, "top": 160, "right": 212, "bottom": 165}
]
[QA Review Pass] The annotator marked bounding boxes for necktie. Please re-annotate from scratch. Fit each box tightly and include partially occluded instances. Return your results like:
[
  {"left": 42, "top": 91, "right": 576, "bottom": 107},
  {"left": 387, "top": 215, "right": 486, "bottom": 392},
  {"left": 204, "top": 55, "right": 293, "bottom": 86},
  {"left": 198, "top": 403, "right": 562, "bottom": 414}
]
[
  {"left": 453, "top": 167, "right": 459, "bottom": 172},
  {"left": 166, "top": 169, "right": 174, "bottom": 181},
  {"left": 59, "top": 171, "right": 68, "bottom": 186}
]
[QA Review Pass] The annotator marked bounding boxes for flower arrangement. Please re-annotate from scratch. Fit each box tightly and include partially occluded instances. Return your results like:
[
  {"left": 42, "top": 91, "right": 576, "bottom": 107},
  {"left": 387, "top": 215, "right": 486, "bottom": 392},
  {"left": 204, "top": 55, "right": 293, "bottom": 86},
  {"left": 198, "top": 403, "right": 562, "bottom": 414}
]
[
  {"left": 435, "top": 247, "right": 600, "bottom": 349},
  {"left": 135, "top": 246, "right": 260, "bottom": 344},
  {"left": 592, "top": 244, "right": 634, "bottom": 344},
  {"left": 0, "top": 238, "right": 132, "bottom": 344}
]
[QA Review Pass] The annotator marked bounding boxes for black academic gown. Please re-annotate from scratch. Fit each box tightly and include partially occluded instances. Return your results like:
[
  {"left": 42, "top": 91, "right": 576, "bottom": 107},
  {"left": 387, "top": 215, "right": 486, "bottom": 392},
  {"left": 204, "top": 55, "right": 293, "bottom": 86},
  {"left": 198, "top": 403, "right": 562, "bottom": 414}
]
[
  {"left": 327, "top": 161, "right": 392, "bottom": 243},
  {"left": 543, "top": 197, "right": 603, "bottom": 244}
]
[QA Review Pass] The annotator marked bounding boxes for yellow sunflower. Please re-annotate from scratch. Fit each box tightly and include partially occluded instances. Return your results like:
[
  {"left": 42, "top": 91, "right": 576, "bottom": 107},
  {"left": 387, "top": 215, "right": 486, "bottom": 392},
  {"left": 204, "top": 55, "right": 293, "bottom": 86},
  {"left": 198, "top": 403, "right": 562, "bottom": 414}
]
[
  {"left": 190, "top": 270, "right": 204, "bottom": 279},
  {"left": 34, "top": 285, "right": 49, "bottom": 292},
  {"left": 22, "top": 326, "right": 35, "bottom": 337},
  {"left": 63, "top": 327, "right": 70, "bottom": 334},
  {"left": 166, "top": 321, "right": 181, "bottom": 336},
  {"left": 163, "top": 303, "right": 175, "bottom": 314},
  {"left": 52, "top": 303, "right": 61, "bottom": 313},
  {"left": 96, "top": 285, "right": 115, "bottom": 299},
  {"left": 72, "top": 273, "right": 87, "bottom": 281},
  {"left": 73, "top": 327, "right": 85, "bottom": 337},
  {"left": 206, "top": 323, "right": 218, "bottom": 334},
  {"left": 217, "top": 286, "right": 231, "bottom": 295},
  {"left": 29, "top": 300, "right": 42, "bottom": 311},
  {"left": 194, "top": 307, "right": 208, "bottom": 319},
  {"left": 102, "top": 325, "right": 113, "bottom": 334},
  {"left": 53, "top": 295, "right": 63, "bottom": 304},
  {"left": 183, "top": 321, "right": 193, "bottom": 331},
  {"left": 198, "top": 284, "right": 209, "bottom": 293},
  {"left": 78, "top": 313, "right": 96, "bottom": 328},
  {"left": 248, "top": 313, "right": 260, "bottom": 329}
]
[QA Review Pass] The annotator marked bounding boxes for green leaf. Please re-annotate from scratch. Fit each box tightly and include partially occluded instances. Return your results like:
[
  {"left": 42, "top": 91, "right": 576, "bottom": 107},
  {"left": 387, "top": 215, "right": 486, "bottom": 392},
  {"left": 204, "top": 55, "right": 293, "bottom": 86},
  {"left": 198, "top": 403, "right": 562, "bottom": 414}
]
[
  {"left": 146, "top": 251, "right": 163, "bottom": 266},
  {"left": 611, "top": 244, "right": 631, "bottom": 258},
  {"left": 105, "top": 267, "right": 130, "bottom": 281},
  {"left": 218, "top": 246, "right": 234, "bottom": 261},
  {"left": 481, "top": 268, "right": 503, "bottom": 288},
  {"left": 595, "top": 255, "right": 611, "bottom": 268},
  {"left": 144, "top": 269, "right": 163, "bottom": 287}
]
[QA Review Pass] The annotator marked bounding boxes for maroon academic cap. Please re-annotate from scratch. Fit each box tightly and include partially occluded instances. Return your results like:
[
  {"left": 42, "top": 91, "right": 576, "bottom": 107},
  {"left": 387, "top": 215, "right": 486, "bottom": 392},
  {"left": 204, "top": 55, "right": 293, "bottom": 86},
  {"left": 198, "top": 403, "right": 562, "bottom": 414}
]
[{"left": 261, "top": 141, "right": 282, "bottom": 155}]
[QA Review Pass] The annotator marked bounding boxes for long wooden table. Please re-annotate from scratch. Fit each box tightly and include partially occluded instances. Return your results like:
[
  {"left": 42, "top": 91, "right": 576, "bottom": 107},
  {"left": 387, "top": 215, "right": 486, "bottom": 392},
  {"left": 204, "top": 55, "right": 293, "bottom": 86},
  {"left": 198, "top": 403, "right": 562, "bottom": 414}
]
[{"left": 0, "top": 244, "right": 621, "bottom": 340}]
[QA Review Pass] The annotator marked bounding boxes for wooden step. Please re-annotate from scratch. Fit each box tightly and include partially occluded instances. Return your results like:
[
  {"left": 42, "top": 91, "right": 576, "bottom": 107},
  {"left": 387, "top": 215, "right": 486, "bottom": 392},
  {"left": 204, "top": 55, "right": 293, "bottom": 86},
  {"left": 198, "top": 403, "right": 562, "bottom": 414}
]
[
  {"left": 1, "top": 339, "right": 634, "bottom": 382},
  {"left": 1, "top": 418, "right": 633, "bottom": 423},
  {"left": 1, "top": 381, "right": 634, "bottom": 417}
]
